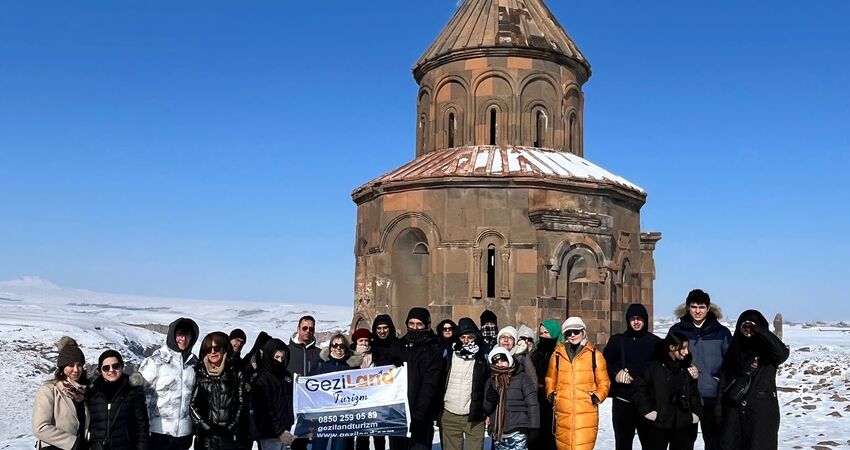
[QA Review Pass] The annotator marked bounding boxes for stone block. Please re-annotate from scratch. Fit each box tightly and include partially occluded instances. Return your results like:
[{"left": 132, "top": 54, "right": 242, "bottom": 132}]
[
  {"left": 515, "top": 305, "right": 539, "bottom": 328},
  {"left": 383, "top": 193, "right": 407, "bottom": 211},
  {"left": 482, "top": 207, "right": 510, "bottom": 227},
  {"left": 445, "top": 273, "right": 469, "bottom": 299},
  {"left": 516, "top": 250, "right": 537, "bottom": 274},
  {"left": 453, "top": 304, "right": 485, "bottom": 323},
  {"left": 443, "top": 250, "right": 469, "bottom": 274}
]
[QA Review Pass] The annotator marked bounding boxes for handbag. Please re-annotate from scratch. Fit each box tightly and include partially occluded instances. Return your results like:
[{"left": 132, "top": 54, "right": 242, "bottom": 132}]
[{"left": 722, "top": 356, "right": 760, "bottom": 406}]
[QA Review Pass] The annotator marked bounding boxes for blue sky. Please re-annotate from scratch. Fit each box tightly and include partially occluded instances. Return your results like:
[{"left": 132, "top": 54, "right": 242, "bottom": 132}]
[{"left": 1, "top": 1, "right": 848, "bottom": 320}]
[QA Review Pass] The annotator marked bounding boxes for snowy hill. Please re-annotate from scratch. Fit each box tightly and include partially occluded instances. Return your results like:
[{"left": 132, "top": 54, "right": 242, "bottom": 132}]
[{"left": 1, "top": 277, "right": 848, "bottom": 449}]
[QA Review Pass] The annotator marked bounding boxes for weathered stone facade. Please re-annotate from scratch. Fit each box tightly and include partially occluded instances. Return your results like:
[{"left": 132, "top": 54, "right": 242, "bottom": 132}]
[{"left": 351, "top": 0, "right": 660, "bottom": 346}]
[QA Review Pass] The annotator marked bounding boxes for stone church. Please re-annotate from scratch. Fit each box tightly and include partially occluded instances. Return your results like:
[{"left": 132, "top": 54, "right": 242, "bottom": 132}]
[{"left": 350, "top": 0, "right": 660, "bottom": 345}]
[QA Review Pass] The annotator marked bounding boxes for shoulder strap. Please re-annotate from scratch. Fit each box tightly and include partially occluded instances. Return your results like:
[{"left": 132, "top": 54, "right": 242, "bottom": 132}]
[{"left": 592, "top": 348, "right": 597, "bottom": 385}]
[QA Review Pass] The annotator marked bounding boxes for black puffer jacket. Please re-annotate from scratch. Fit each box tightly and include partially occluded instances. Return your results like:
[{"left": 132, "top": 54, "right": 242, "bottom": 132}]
[
  {"left": 251, "top": 339, "right": 294, "bottom": 440},
  {"left": 191, "top": 353, "right": 244, "bottom": 450},
  {"left": 603, "top": 304, "right": 662, "bottom": 402},
  {"left": 387, "top": 330, "right": 445, "bottom": 424},
  {"left": 482, "top": 363, "right": 540, "bottom": 435},
  {"left": 717, "top": 310, "right": 789, "bottom": 450},
  {"left": 370, "top": 314, "right": 398, "bottom": 367},
  {"left": 86, "top": 373, "right": 149, "bottom": 450},
  {"left": 633, "top": 344, "right": 703, "bottom": 430}
]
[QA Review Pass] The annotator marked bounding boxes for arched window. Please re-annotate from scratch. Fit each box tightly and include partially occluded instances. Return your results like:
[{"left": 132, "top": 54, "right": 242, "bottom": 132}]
[
  {"left": 534, "top": 109, "right": 547, "bottom": 148},
  {"left": 489, "top": 108, "right": 497, "bottom": 146},
  {"left": 448, "top": 112, "right": 456, "bottom": 148},
  {"left": 487, "top": 244, "right": 496, "bottom": 298},
  {"left": 568, "top": 112, "right": 577, "bottom": 153}
]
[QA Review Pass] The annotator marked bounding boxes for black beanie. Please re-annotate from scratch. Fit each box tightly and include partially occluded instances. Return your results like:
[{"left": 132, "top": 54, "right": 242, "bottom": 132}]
[
  {"left": 480, "top": 309, "right": 498, "bottom": 326},
  {"left": 406, "top": 307, "right": 431, "bottom": 327},
  {"left": 229, "top": 328, "right": 247, "bottom": 341},
  {"left": 686, "top": 289, "right": 711, "bottom": 306},
  {"left": 456, "top": 317, "right": 480, "bottom": 337},
  {"left": 97, "top": 349, "right": 124, "bottom": 368},
  {"left": 57, "top": 336, "right": 85, "bottom": 368}
]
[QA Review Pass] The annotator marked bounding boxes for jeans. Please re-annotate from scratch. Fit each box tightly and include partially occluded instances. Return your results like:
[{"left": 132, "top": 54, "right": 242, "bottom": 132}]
[{"left": 493, "top": 432, "right": 527, "bottom": 450}]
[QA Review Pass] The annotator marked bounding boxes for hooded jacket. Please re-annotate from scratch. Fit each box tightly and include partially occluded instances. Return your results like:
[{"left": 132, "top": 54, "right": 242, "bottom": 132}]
[
  {"left": 632, "top": 343, "right": 703, "bottom": 430},
  {"left": 286, "top": 332, "right": 321, "bottom": 377},
  {"left": 483, "top": 362, "right": 540, "bottom": 435},
  {"left": 436, "top": 319, "right": 457, "bottom": 360},
  {"left": 311, "top": 346, "right": 362, "bottom": 375},
  {"left": 191, "top": 335, "right": 244, "bottom": 450},
  {"left": 86, "top": 372, "right": 149, "bottom": 450},
  {"left": 139, "top": 318, "right": 199, "bottom": 437},
  {"left": 251, "top": 339, "right": 295, "bottom": 440},
  {"left": 669, "top": 303, "right": 732, "bottom": 403},
  {"left": 370, "top": 314, "right": 399, "bottom": 367},
  {"left": 717, "top": 310, "right": 789, "bottom": 450},
  {"left": 545, "top": 341, "right": 611, "bottom": 450},
  {"left": 603, "top": 304, "right": 662, "bottom": 402}
]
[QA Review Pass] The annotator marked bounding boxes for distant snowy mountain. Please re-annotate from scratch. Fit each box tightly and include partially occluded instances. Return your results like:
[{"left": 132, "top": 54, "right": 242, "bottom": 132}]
[{"left": 1, "top": 278, "right": 848, "bottom": 450}]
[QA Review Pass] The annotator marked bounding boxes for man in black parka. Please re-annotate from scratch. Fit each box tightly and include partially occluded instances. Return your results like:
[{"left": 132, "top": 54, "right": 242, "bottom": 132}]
[
  {"left": 388, "top": 307, "right": 446, "bottom": 450},
  {"left": 603, "top": 303, "right": 662, "bottom": 450}
]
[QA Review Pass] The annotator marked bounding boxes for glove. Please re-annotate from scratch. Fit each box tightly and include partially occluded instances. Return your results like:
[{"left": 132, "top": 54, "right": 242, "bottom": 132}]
[
  {"left": 644, "top": 411, "right": 658, "bottom": 422},
  {"left": 615, "top": 369, "right": 633, "bottom": 384},
  {"left": 691, "top": 413, "right": 700, "bottom": 424},
  {"left": 279, "top": 431, "right": 295, "bottom": 445},
  {"left": 547, "top": 392, "right": 556, "bottom": 404},
  {"left": 527, "top": 428, "right": 540, "bottom": 442},
  {"left": 589, "top": 392, "right": 601, "bottom": 406},
  {"left": 687, "top": 365, "right": 699, "bottom": 380}
]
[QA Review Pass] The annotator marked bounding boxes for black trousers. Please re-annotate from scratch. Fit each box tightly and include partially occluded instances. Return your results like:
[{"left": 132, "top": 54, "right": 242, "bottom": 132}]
[
  {"left": 149, "top": 433, "right": 193, "bottom": 450},
  {"left": 644, "top": 425, "right": 697, "bottom": 450},
  {"left": 290, "top": 438, "right": 308, "bottom": 450},
  {"left": 388, "top": 426, "right": 434, "bottom": 450},
  {"left": 355, "top": 436, "right": 386, "bottom": 450},
  {"left": 699, "top": 404, "right": 722, "bottom": 450},
  {"left": 612, "top": 398, "right": 652, "bottom": 450}
]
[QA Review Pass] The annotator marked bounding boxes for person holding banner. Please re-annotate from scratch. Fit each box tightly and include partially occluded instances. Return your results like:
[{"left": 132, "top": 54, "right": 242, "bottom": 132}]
[
  {"left": 484, "top": 347, "right": 540, "bottom": 450},
  {"left": 439, "top": 317, "right": 488, "bottom": 450},
  {"left": 251, "top": 339, "right": 297, "bottom": 450},
  {"left": 310, "top": 334, "right": 362, "bottom": 450},
  {"left": 388, "top": 307, "right": 446, "bottom": 450}
]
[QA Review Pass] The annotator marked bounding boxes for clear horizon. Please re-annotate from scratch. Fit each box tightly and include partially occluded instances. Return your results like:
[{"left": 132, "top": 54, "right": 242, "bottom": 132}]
[{"left": 2, "top": 1, "right": 848, "bottom": 321}]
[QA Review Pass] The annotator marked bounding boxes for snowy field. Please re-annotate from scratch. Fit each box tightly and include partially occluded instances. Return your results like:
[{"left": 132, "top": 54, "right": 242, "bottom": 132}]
[{"left": 1, "top": 277, "right": 848, "bottom": 449}]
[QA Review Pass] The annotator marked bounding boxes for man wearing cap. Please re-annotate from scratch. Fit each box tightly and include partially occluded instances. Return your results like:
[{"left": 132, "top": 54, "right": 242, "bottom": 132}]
[
  {"left": 603, "top": 304, "right": 662, "bottom": 450},
  {"left": 388, "top": 307, "right": 445, "bottom": 450},
  {"left": 545, "top": 317, "right": 610, "bottom": 450},
  {"left": 669, "top": 289, "right": 731, "bottom": 450},
  {"left": 139, "top": 317, "right": 200, "bottom": 450},
  {"left": 438, "top": 317, "right": 488, "bottom": 450}
]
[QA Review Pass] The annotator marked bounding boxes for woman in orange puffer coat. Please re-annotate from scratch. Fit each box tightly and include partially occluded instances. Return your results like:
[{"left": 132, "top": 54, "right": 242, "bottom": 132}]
[{"left": 545, "top": 317, "right": 611, "bottom": 450}]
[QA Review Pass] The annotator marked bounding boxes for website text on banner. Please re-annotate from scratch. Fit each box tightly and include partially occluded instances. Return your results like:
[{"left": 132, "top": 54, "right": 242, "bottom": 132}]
[{"left": 292, "top": 364, "right": 411, "bottom": 438}]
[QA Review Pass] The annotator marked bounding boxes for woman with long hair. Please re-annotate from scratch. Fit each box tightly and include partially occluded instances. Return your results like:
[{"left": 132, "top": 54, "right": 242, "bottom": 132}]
[
  {"left": 33, "top": 337, "right": 89, "bottom": 450},
  {"left": 633, "top": 332, "right": 702, "bottom": 450},
  {"left": 191, "top": 332, "right": 244, "bottom": 450},
  {"left": 86, "top": 350, "right": 149, "bottom": 450}
]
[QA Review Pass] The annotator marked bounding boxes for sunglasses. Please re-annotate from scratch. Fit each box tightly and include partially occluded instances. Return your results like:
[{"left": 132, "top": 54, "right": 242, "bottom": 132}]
[
  {"left": 565, "top": 329, "right": 583, "bottom": 336},
  {"left": 209, "top": 346, "right": 223, "bottom": 354},
  {"left": 519, "top": 337, "right": 534, "bottom": 342},
  {"left": 330, "top": 343, "right": 346, "bottom": 349},
  {"left": 101, "top": 363, "right": 123, "bottom": 372},
  {"left": 442, "top": 327, "right": 454, "bottom": 331},
  {"left": 301, "top": 326, "right": 315, "bottom": 332}
]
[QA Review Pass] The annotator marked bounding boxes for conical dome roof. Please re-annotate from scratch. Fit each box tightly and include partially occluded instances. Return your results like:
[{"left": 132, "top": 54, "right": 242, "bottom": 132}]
[{"left": 414, "top": 0, "right": 590, "bottom": 80}]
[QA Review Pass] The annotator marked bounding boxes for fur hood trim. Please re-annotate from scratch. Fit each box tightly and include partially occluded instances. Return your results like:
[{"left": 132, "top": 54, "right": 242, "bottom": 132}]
[
  {"left": 674, "top": 302, "right": 724, "bottom": 320},
  {"left": 319, "top": 346, "right": 362, "bottom": 368}
]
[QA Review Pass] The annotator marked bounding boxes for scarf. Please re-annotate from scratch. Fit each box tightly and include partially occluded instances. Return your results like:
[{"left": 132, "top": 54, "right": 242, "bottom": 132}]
[
  {"left": 481, "top": 324, "right": 498, "bottom": 342},
  {"left": 489, "top": 362, "right": 516, "bottom": 442},
  {"left": 203, "top": 354, "right": 227, "bottom": 377},
  {"left": 59, "top": 379, "right": 86, "bottom": 403},
  {"left": 405, "top": 329, "right": 433, "bottom": 344},
  {"left": 455, "top": 342, "right": 479, "bottom": 360},
  {"left": 356, "top": 345, "right": 373, "bottom": 368}
]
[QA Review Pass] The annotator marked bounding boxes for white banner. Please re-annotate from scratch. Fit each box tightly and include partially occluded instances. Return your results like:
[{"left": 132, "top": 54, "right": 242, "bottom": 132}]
[{"left": 292, "top": 364, "right": 411, "bottom": 438}]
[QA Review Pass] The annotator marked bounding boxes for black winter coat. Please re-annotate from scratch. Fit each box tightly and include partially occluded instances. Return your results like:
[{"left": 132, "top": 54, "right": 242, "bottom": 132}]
[
  {"left": 286, "top": 335, "right": 321, "bottom": 377},
  {"left": 482, "top": 364, "right": 540, "bottom": 435},
  {"left": 191, "top": 359, "right": 244, "bottom": 450},
  {"left": 251, "top": 339, "right": 295, "bottom": 440},
  {"left": 85, "top": 374, "right": 149, "bottom": 450},
  {"left": 716, "top": 310, "right": 789, "bottom": 450},
  {"left": 633, "top": 347, "right": 703, "bottom": 431},
  {"left": 440, "top": 343, "right": 489, "bottom": 422},
  {"left": 387, "top": 331, "right": 445, "bottom": 425},
  {"left": 603, "top": 304, "right": 662, "bottom": 402}
]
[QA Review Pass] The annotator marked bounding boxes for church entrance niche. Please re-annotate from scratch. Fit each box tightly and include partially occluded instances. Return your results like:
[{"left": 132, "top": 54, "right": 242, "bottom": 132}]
[
  {"left": 390, "top": 228, "right": 430, "bottom": 327},
  {"left": 555, "top": 249, "right": 591, "bottom": 317}
]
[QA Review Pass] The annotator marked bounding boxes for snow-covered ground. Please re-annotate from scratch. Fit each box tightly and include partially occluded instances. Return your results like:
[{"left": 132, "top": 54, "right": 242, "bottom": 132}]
[{"left": 1, "top": 277, "right": 847, "bottom": 449}]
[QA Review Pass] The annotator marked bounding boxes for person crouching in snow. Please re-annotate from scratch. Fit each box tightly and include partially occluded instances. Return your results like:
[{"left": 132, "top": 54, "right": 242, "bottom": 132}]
[{"left": 483, "top": 347, "right": 540, "bottom": 450}]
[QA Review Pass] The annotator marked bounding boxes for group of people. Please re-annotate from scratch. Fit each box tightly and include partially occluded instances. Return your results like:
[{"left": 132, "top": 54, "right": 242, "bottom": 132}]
[{"left": 31, "top": 288, "right": 788, "bottom": 450}]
